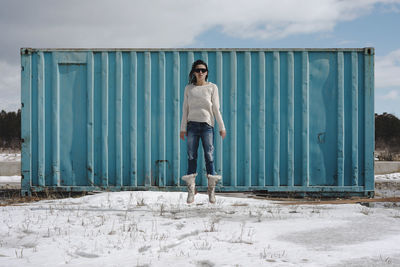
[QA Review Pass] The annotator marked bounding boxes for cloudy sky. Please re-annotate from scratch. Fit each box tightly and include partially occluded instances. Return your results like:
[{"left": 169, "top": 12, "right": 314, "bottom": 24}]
[{"left": 1, "top": 0, "right": 400, "bottom": 116}]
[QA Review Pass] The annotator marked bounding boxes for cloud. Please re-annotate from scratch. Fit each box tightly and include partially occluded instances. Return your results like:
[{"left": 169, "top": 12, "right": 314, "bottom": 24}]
[
  {"left": 376, "top": 48, "right": 400, "bottom": 88},
  {"left": 378, "top": 90, "right": 399, "bottom": 100},
  {"left": 0, "top": 0, "right": 400, "bottom": 110},
  {"left": 0, "top": 61, "right": 20, "bottom": 111},
  {"left": 336, "top": 40, "right": 357, "bottom": 45},
  {"left": 1, "top": 1, "right": 399, "bottom": 62},
  {"left": 0, "top": 1, "right": 399, "bottom": 64}
]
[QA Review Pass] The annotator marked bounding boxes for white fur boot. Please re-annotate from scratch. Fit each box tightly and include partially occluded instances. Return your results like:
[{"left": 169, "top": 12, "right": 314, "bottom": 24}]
[
  {"left": 207, "top": 174, "right": 222, "bottom": 204},
  {"left": 181, "top": 173, "right": 197, "bottom": 204}
]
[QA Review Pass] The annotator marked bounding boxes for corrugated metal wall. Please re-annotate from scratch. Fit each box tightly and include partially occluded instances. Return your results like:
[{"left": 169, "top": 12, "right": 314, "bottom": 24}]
[{"left": 21, "top": 48, "right": 374, "bottom": 196}]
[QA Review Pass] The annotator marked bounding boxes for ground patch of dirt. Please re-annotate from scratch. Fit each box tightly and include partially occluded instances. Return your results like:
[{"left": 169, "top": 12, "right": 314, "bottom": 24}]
[{"left": 0, "top": 189, "right": 88, "bottom": 206}]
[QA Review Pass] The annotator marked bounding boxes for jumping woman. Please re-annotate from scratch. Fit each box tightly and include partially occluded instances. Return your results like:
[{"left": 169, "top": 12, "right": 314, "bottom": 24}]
[{"left": 180, "top": 59, "right": 226, "bottom": 204}]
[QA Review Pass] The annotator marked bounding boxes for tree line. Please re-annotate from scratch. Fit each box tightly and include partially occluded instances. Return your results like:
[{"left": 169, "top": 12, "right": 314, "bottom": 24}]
[
  {"left": 0, "top": 110, "right": 399, "bottom": 158},
  {"left": 0, "top": 109, "right": 21, "bottom": 149},
  {"left": 375, "top": 112, "right": 400, "bottom": 160}
]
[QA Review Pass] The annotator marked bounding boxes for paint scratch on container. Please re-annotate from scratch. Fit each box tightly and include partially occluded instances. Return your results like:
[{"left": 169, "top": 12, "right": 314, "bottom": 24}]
[{"left": 317, "top": 133, "right": 325, "bottom": 144}]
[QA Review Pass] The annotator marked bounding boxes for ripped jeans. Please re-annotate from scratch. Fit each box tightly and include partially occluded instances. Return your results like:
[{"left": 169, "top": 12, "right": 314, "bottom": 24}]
[{"left": 186, "top": 121, "right": 215, "bottom": 175}]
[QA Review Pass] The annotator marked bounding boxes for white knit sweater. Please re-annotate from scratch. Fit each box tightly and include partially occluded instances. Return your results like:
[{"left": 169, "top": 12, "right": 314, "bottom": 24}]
[{"left": 180, "top": 82, "right": 225, "bottom": 132}]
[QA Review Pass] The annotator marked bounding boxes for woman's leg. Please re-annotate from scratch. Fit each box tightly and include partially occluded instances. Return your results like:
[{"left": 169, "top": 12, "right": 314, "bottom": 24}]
[
  {"left": 187, "top": 123, "right": 200, "bottom": 175},
  {"left": 201, "top": 123, "right": 220, "bottom": 203},
  {"left": 201, "top": 123, "right": 215, "bottom": 175}
]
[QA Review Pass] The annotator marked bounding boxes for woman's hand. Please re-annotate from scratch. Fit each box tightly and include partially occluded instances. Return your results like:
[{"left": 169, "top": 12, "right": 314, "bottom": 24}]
[
  {"left": 180, "top": 131, "right": 187, "bottom": 141},
  {"left": 220, "top": 130, "right": 226, "bottom": 139}
]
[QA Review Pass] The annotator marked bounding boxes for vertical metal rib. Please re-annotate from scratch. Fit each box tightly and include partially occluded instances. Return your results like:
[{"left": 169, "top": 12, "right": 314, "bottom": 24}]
[
  {"left": 337, "top": 52, "right": 345, "bottom": 187},
  {"left": 144, "top": 52, "right": 152, "bottom": 186},
  {"left": 21, "top": 52, "right": 32, "bottom": 194},
  {"left": 364, "top": 48, "right": 375, "bottom": 192},
  {"left": 187, "top": 52, "right": 194, "bottom": 73},
  {"left": 37, "top": 52, "right": 45, "bottom": 186},
  {"left": 87, "top": 52, "right": 94, "bottom": 186},
  {"left": 130, "top": 52, "right": 137, "bottom": 186},
  {"left": 200, "top": 52, "right": 208, "bottom": 186},
  {"left": 52, "top": 53, "right": 60, "bottom": 186},
  {"left": 351, "top": 52, "right": 359, "bottom": 186},
  {"left": 202, "top": 52, "right": 208, "bottom": 62},
  {"left": 244, "top": 52, "right": 251, "bottom": 186},
  {"left": 115, "top": 52, "right": 123, "bottom": 187},
  {"left": 185, "top": 52, "right": 194, "bottom": 183},
  {"left": 272, "top": 51, "right": 280, "bottom": 186},
  {"left": 173, "top": 52, "right": 180, "bottom": 186},
  {"left": 215, "top": 51, "right": 223, "bottom": 177},
  {"left": 101, "top": 52, "right": 109, "bottom": 187},
  {"left": 302, "top": 51, "right": 309, "bottom": 187},
  {"left": 230, "top": 51, "right": 237, "bottom": 187},
  {"left": 287, "top": 52, "right": 295, "bottom": 187},
  {"left": 258, "top": 51, "right": 265, "bottom": 187},
  {"left": 159, "top": 52, "right": 166, "bottom": 187}
]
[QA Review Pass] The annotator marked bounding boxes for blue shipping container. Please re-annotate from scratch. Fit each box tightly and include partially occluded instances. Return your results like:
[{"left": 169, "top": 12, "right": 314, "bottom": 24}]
[{"left": 20, "top": 48, "right": 374, "bottom": 196}]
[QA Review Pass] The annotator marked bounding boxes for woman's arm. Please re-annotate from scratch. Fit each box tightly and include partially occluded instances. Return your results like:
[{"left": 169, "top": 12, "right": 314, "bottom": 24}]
[
  {"left": 180, "top": 86, "right": 189, "bottom": 140},
  {"left": 211, "top": 84, "right": 226, "bottom": 139}
]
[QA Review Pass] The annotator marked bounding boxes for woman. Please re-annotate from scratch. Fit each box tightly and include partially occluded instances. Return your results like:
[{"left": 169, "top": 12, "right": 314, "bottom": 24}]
[{"left": 180, "top": 59, "right": 226, "bottom": 204}]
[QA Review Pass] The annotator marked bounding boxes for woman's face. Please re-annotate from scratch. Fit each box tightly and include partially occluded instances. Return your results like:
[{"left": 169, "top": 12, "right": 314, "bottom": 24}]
[{"left": 194, "top": 64, "right": 207, "bottom": 84}]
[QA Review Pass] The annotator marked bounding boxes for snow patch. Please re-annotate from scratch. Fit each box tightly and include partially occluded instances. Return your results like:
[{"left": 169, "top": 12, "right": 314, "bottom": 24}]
[
  {"left": 375, "top": 172, "right": 400, "bottom": 181},
  {"left": 0, "top": 153, "right": 21, "bottom": 162},
  {"left": 0, "top": 190, "right": 399, "bottom": 266}
]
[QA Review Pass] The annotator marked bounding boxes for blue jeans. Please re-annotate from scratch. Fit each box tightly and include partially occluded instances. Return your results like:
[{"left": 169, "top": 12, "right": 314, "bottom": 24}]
[{"left": 186, "top": 121, "right": 215, "bottom": 175}]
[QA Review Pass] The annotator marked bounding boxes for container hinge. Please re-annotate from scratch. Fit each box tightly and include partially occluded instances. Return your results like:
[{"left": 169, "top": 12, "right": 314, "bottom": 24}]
[
  {"left": 364, "top": 47, "right": 374, "bottom": 55},
  {"left": 21, "top": 48, "right": 32, "bottom": 55}
]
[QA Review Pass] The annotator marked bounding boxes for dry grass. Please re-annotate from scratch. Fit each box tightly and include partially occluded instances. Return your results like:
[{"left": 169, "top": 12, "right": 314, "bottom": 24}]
[
  {"left": 0, "top": 189, "right": 88, "bottom": 206},
  {"left": 0, "top": 148, "right": 21, "bottom": 154}
]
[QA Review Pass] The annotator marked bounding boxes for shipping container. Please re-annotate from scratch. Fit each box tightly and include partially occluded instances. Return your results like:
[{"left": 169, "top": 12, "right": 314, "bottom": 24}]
[{"left": 20, "top": 48, "right": 375, "bottom": 196}]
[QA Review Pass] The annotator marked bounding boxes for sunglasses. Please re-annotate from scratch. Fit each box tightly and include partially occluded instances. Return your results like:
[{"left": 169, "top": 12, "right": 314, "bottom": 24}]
[{"left": 194, "top": 68, "right": 207, "bottom": 73}]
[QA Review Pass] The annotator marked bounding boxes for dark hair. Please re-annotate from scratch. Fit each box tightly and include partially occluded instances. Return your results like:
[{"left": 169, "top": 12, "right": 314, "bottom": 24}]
[{"left": 188, "top": 59, "right": 208, "bottom": 85}]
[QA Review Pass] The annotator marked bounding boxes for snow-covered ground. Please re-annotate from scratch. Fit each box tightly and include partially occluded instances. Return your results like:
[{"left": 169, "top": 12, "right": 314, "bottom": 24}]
[
  {"left": 375, "top": 173, "right": 400, "bottom": 199},
  {"left": 375, "top": 172, "right": 400, "bottom": 182},
  {"left": 0, "top": 177, "right": 400, "bottom": 266},
  {"left": 0, "top": 176, "right": 20, "bottom": 190},
  {"left": 0, "top": 176, "right": 20, "bottom": 184},
  {"left": 0, "top": 153, "right": 20, "bottom": 162}
]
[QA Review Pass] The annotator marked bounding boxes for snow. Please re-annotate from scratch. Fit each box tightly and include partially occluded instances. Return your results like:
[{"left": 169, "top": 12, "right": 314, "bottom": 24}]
[
  {"left": 0, "top": 153, "right": 20, "bottom": 162},
  {"left": 375, "top": 173, "right": 400, "bottom": 198},
  {"left": 375, "top": 172, "right": 400, "bottom": 182},
  {"left": 0, "top": 192, "right": 399, "bottom": 265},
  {"left": 0, "top": 175, "right": 399, "bottom": 266},
  {"left": 0, "top": 176, "right": 20, "bottom": 189},
  {"left": 0, "top": 176, "right": 20, "bottom": 184}
]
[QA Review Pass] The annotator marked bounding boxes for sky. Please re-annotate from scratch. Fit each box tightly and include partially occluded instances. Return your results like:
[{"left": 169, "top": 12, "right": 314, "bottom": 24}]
[{"left": 0, "top": 0, "right": 400, "bottom": 116}]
